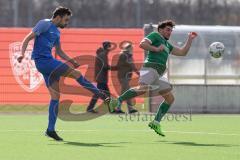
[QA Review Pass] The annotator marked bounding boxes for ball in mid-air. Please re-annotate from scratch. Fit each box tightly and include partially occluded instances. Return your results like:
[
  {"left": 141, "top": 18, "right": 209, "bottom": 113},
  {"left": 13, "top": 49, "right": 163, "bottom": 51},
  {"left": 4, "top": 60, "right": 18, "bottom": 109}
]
[{"left": 209, "top": 42, "right": 225, "bottom": 58}]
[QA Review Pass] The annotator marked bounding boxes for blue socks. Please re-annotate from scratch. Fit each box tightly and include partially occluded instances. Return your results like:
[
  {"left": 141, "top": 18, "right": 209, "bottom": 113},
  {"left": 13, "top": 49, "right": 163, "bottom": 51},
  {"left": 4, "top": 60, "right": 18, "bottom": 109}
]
[
  {"left": 76, "top": 75, "right": 100, "bottom": 95},
  {"left": 47, "top": 99, "right": 59, "bottom": 131},
  {"left": 47, "top": 76, "right": 102, "bottom": 131}
]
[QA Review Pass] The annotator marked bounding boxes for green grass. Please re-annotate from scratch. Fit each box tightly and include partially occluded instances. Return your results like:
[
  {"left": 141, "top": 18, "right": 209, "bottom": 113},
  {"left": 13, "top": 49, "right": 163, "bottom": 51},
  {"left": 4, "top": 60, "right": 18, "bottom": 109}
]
[
  {"left": 0, "top": 103, "right": 147, "bottom": 113},
  {"left": 0, "top": 113, "right": 239, "bottom": 160}
]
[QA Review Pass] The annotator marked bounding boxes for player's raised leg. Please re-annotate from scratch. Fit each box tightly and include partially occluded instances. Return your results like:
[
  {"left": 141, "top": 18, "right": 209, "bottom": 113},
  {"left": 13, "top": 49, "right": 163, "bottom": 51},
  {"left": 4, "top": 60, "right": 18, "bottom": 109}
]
[{"left": 63, "top": 67, "right": 110, "bottom": 102}]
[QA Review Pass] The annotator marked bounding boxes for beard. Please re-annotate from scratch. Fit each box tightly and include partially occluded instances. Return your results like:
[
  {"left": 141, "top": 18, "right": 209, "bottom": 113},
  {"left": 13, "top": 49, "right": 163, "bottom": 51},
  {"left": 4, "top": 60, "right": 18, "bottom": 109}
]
[
  {"left": 59, "top": 23, "right": 67, "bottom": 29},
  {"left": 164, "top": 36, "right": 169, "bottom": 40},
  {"left": 59, "top": 25, "right": 65, "bottom": 29}
]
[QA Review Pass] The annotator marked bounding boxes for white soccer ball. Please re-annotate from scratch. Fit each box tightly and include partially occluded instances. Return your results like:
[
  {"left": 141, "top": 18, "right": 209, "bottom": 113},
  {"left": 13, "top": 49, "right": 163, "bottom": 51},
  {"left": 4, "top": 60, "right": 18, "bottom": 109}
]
[{"left": 209, "top": 42, "right": 225, "bottom": 58}]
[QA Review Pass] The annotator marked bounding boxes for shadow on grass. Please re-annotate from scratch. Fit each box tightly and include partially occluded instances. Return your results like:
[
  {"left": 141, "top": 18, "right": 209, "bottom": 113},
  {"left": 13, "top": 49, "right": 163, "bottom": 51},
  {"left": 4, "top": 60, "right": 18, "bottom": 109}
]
[
  {"left": 58, "top": 141, "right": 130, "bottom": 147},
  {"left": 157, "top": 140, "right": 238, "bottom": 147}
]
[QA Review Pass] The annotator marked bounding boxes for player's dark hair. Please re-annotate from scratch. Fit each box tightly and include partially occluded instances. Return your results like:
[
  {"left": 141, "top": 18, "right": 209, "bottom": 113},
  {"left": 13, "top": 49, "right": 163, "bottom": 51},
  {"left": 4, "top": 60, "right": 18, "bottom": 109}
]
[
  {"left": 52, "top": 6, "right": 72, "bottom": 18},
  {"left": 158, "top": 20, "right": 175, "bottom": 30}
]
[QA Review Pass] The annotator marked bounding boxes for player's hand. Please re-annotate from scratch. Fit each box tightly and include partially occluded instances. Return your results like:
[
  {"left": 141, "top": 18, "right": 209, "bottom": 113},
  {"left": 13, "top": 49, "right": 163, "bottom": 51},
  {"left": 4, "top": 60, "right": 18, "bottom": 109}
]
[
  {"left": 17, "top": 56, "right": 24, "bottom": 63},
  {"left": 188, "top": 32, "right": 198, "bottom": 39},
  {"left": 155, "top": 44, "right": 165, "bottom": 52}
]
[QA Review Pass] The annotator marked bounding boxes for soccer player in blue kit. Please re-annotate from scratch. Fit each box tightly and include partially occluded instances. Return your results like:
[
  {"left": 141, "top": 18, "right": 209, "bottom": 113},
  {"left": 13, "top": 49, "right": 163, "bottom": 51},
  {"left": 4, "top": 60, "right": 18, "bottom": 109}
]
[{"left": 17, "top": 6, "right": 110, "bottom": 141}]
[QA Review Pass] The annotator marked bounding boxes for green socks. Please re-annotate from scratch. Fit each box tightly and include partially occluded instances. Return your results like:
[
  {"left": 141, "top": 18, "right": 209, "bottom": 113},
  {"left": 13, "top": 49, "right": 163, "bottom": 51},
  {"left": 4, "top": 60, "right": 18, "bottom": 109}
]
[
  {"left": 118, "top": 89, "right": 138, "bottom": 108},
  {"left": 154, "top": 101, "right": 171, "bottom": 122}
]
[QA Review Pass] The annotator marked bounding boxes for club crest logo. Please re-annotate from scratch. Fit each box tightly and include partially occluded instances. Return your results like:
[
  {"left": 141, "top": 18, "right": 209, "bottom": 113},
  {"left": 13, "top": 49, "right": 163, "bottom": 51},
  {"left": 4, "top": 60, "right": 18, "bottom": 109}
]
[{"left": 9, "top": 42, "right": 43, "bottom": 92}]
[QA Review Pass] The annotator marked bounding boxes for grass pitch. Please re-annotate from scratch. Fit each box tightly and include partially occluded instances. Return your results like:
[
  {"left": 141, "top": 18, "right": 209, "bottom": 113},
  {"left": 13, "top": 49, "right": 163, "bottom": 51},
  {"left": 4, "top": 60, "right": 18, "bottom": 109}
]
[{"left": 0, "top": 113, "right": 239, "bottom": 160}]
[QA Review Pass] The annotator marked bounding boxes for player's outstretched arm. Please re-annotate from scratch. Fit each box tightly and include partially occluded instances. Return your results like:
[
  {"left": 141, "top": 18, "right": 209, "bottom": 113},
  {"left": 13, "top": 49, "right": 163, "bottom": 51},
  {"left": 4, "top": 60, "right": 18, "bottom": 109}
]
[
  {"left": 18, "top": 32, "right": 36, "bottom": 63},
  {"left": 171, "top": 32, "right": 197, "bottom": 56}
]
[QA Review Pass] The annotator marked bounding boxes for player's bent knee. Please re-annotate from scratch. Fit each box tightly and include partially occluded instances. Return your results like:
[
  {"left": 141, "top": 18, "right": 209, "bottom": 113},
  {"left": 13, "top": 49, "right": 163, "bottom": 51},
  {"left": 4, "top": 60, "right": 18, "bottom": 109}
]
[
  {"left": 48, "top": 88, "right": 60, "bottom": 100},
  {"left": 49, "top": 91, "right": 60, "bottom": 100}
]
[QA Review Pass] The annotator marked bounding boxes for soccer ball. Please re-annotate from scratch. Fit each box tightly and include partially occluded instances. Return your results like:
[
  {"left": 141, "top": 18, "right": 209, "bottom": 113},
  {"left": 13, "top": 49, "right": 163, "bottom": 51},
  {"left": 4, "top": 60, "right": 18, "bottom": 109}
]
[{"left": 209, "top": 42, "right": 225, "bottom": 58}]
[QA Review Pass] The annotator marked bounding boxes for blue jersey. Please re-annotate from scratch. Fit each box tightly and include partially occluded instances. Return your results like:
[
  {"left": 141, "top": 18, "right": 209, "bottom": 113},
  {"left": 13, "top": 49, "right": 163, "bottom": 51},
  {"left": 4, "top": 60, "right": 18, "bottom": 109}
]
[{"left": 31, "top": 19, "right": 60, "bottom": 59}]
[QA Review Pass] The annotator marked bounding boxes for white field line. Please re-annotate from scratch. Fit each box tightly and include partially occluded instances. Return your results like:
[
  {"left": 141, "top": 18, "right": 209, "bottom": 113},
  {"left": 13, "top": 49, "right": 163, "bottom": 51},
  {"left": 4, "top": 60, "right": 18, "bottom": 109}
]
[
  {"left": 0, "top": 129, "right": 239, "bottom": 136},
  {"left": 164, "top": 130, "right": 240, "bottom": 136}
]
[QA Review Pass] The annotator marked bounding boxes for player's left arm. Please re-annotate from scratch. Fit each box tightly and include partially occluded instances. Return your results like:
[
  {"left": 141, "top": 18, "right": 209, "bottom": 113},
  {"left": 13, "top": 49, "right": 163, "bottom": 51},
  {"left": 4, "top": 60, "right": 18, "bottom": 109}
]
[
  {"left": 171, "top": 32, "right": 197, "bottom": 56},
  {"left": 55, "top": 43, "right": 80, "bottom": 68}
]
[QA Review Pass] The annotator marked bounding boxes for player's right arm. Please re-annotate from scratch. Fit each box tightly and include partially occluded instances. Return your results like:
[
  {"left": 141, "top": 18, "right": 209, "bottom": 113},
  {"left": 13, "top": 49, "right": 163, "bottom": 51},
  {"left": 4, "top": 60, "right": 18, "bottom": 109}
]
[
  {"left": 139, "top": 32, "right": 164, "bottom": 52},
  {"left": 139, "top": 39, "right": 164, "bottom": 52},
  {"left": 18, "top": 20, "right": 51, "bottom": 63},
  {"left": 17, "top": 32, "right": 36, "bottom": 63}
]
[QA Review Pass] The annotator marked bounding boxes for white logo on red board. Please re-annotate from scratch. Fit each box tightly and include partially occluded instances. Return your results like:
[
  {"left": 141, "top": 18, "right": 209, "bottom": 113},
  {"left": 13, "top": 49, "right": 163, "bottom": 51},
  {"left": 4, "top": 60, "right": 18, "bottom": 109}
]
[{"left": 9, "top": 42, "right": 43, "bottom": 92}]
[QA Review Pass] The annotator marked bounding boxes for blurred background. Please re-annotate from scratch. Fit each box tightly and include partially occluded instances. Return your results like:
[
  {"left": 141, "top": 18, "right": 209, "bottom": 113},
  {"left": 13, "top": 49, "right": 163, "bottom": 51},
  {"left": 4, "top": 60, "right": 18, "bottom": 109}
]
[
  {"left": 1, "top": 0, "right": 240, "bottom": 28},
  {"left": 0, "top": 2, "right": 240, "bottom": 159},
  {"left": 1, "top": 0, "right": 240, "bottom": 114}
]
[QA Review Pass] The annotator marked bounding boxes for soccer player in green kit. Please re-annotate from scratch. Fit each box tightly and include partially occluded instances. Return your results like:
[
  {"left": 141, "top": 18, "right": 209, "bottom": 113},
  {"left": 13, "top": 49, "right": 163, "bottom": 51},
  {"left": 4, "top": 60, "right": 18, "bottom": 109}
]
[{"left": 110, "top": 20, "right": 197, "bottom": 136}]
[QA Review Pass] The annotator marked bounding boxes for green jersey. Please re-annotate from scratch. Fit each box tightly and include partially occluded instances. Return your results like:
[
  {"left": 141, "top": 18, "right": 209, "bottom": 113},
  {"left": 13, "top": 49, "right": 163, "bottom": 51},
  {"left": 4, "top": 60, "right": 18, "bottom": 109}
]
[{"left": 143, "top": 32, "right": 174, "bottom": 75}]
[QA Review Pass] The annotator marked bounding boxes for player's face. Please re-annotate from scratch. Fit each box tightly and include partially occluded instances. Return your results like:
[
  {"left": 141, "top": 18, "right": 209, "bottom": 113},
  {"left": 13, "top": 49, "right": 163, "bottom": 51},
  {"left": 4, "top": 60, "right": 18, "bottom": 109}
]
[
  {"left": 59, "top": 15, "right": 71, "bottom": 28},
  {"left": 160, "top": 26, "right": 173, "bottom": 40}
]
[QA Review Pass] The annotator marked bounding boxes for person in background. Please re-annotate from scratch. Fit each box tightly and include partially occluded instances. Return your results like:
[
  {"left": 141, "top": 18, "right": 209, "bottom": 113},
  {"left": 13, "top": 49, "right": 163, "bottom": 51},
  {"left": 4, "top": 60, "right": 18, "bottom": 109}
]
[
  {"left": 114, "top": 43, "right": 139, "bottom": 114},
  {"left": 86, "top": 41, "right": 117, "bottom": 113}
]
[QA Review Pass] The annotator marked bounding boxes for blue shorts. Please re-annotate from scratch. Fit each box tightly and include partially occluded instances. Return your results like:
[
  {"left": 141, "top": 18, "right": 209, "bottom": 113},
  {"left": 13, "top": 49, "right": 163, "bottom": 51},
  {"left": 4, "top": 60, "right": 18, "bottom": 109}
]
[{"left": 34, "top": 58, "right": 69, "bottom": 87}]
